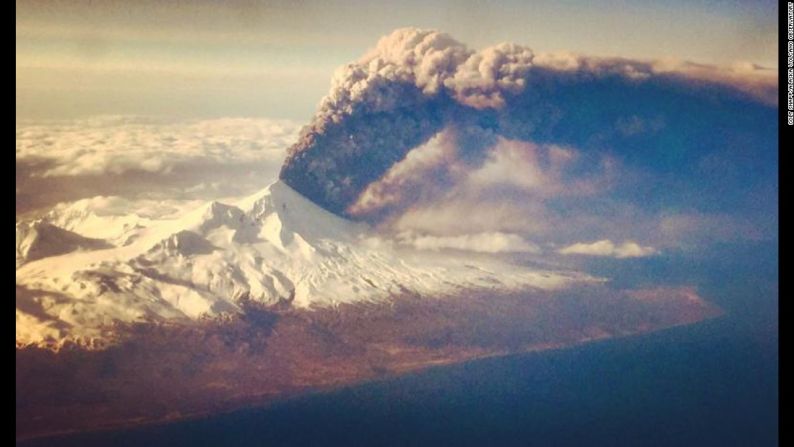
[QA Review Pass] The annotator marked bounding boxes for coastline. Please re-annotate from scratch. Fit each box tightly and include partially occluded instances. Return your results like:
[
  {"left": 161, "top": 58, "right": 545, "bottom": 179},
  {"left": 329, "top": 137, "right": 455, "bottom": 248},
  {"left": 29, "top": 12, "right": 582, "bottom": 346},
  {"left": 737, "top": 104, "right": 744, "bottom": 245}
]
[{"left": 17, "top": 304, "right": 723, "bottom": 444}]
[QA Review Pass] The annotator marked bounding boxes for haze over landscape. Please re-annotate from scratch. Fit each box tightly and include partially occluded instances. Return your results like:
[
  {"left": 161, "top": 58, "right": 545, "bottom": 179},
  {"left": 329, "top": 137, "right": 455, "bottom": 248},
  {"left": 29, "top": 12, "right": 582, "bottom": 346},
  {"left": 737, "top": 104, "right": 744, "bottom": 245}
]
[{"left": 16, "top": 1, "right": 778, "bottom": 445}]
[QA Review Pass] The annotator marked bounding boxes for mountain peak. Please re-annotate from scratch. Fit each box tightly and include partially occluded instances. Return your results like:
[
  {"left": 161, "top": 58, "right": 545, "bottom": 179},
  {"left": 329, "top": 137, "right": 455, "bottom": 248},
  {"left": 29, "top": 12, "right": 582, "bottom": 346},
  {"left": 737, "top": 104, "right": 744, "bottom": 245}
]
[{"left": 238, "top": 180, "right": 367, "bottom": 243}]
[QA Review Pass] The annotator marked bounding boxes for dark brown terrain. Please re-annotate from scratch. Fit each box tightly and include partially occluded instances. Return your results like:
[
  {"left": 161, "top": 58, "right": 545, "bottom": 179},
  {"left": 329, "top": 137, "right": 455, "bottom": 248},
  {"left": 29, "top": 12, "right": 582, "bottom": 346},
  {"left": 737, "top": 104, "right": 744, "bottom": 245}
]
[{"left": 16, "top": 285, "right": 722, "bottom": 441}]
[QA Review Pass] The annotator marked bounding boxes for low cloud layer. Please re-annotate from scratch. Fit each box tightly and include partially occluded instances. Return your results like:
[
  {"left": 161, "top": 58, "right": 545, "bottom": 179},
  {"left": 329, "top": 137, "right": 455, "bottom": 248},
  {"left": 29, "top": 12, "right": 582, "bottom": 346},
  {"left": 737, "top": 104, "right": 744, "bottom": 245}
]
[
  {"left": 401, "top": 231, "right": 540, "bottom": 254},
  {"left": 16, "top": 116, "right": 300, "bottom": 214},
  {"left": 17, "top": 116, "right": 298, "bottom": 177},
  {"left": 558, "top": 240, "right": 657, "bottom": 258}
]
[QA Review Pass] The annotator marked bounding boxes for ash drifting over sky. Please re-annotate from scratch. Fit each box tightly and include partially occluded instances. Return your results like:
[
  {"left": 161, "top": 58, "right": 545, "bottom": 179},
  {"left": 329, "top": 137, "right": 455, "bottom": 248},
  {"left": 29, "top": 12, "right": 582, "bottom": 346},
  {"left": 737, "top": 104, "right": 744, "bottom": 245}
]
[{"left": 279, "top": 28, "right": 776, "bottom": 250}]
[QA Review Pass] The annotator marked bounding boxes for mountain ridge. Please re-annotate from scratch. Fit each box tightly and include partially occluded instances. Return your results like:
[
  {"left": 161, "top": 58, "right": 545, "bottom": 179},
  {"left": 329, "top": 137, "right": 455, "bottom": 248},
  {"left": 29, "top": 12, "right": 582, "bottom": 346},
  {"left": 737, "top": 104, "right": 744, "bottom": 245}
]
[{"left": 16, "top": 181, "right": 594, "bottom": 349}]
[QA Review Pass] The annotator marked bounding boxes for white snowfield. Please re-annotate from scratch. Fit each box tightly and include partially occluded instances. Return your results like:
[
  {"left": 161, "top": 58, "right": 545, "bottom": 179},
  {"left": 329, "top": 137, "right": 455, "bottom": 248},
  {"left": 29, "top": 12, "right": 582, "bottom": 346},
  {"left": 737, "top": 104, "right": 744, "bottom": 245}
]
[{"left": 16, "top": 181, "right": 596, "bottom": 349}]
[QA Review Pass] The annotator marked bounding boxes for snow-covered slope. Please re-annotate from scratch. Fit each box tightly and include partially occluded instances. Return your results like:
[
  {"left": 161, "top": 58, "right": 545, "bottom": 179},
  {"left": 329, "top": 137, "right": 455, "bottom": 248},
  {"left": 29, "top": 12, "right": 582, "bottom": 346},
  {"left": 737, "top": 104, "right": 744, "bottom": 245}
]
[
  {"left": 16, "top": 221, "right": 112, "bottom": 268},
  {"left": 16, "top": 181, "right": 595, "bottom": 348}
]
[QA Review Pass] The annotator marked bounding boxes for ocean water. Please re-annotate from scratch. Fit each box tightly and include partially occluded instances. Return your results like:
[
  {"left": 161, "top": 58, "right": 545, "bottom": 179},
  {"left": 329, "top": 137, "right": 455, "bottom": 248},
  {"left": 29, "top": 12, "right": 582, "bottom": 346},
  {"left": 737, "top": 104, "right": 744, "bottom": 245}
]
[{"left": 18, "top": 241, "right": 778, "bottom": 447}]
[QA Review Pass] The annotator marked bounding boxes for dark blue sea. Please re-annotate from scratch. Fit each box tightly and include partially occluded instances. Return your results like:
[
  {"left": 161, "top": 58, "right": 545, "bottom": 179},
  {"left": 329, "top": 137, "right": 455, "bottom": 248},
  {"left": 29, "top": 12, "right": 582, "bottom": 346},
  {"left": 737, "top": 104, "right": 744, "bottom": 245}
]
[{"left": 19, "top": 241, "right": 778, "bottom": 447}]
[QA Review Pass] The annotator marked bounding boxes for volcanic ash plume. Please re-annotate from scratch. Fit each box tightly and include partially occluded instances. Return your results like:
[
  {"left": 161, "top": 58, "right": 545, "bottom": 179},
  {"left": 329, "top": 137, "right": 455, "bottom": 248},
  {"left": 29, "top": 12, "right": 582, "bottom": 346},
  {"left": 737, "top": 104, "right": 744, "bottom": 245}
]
[
  {"left": 279, "top": 27, "right": 777, "bottom": 221},
  {"left": 279, "top": 28, "right": 534, "bottom": 215}
]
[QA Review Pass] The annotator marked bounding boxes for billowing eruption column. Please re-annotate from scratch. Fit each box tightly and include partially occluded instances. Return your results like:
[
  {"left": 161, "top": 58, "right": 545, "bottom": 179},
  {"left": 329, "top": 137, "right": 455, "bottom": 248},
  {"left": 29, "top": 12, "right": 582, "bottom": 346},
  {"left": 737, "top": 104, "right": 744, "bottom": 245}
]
[{"left": 279, "top": 28, "right": 776, "bottom": 220}]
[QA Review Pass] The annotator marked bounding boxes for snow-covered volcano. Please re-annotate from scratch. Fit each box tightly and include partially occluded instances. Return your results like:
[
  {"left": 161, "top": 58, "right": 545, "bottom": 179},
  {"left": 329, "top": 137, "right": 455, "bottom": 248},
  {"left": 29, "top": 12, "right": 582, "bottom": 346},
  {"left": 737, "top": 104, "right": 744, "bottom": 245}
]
[{"left": 16, "top": 181, "right": 594, "bottom": 348}]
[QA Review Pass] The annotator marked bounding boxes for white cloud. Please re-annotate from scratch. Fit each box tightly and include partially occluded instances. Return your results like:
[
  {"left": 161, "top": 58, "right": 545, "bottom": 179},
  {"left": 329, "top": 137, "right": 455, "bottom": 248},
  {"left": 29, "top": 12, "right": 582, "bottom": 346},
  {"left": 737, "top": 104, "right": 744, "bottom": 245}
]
[
  {"left": 557, "top": 240, "right": 657, "bottom": 258},
  {"left": 16, "top": 116, "right": 300, "bottom": 178},
  {"left": 402, "top": 231, "right": 541, "bottom": 254},
  {"left": 16, "top": 116, "right": 301, "bottom": 213}
]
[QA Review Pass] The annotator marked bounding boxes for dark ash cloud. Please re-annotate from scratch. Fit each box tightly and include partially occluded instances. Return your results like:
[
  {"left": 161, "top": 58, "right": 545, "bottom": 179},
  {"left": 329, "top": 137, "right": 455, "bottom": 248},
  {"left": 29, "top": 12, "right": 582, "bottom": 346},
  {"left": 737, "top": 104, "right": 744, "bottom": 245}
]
[{"left": 279, "top": 27, "right": 777, "bottom": 235}]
